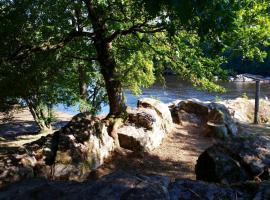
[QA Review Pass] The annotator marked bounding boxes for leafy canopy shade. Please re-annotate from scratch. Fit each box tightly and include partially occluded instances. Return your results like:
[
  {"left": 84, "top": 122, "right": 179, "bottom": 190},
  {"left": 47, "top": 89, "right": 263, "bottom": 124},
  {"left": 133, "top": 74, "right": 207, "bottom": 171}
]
[{"left": 0, "top": 0, "right": 269, "bottom": 118}]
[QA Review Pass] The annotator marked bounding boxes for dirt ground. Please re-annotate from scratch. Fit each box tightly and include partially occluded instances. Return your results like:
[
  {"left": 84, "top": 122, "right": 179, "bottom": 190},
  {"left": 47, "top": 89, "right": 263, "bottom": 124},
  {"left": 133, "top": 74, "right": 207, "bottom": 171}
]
[{"left": 91, "top": 123, "right": 215, "bottom": 181}]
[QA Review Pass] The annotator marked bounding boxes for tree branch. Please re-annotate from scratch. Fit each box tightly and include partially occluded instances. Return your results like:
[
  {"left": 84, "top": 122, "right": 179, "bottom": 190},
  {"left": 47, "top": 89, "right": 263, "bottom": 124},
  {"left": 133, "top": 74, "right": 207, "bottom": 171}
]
[
  {"left": 106, "top": 23, "right": 165, "bottom": 42},
  {"left": 63, "top": 54, "right": 98, "bottom": 62},
  {"left": 10, "top": 31, "right": 95, "bottom": 60}
]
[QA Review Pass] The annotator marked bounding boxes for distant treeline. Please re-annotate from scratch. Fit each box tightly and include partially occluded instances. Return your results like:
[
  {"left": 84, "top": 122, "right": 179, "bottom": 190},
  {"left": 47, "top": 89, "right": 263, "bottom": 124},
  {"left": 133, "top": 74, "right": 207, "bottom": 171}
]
[{"left": 225, "top": 47, "right": 270, "bottom": 76}]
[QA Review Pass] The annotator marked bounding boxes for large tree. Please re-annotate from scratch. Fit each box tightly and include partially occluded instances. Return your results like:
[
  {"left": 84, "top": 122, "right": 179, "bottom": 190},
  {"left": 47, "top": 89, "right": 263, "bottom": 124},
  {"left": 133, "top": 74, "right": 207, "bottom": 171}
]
[{"left": 1, "top": 0, "right": 270, "bottom": 118}]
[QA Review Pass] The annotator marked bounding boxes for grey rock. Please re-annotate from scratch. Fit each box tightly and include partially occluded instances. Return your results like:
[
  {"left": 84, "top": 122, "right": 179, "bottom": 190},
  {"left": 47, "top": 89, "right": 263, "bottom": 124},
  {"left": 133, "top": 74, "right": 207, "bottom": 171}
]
[
  {"left": 208, "top": 103, "right": 238, "bottom": 136},
  {"left": 0, "top": 113, "right": 116, "bottom": 187},
  {"left": 196, "top": 136, "right": 270, "bottom": 184},
  {"left": 170, "top": 100, "right": 238, "bottom": 138},
  {"left": 53, "top": 114, "right": 115, "bottom": 181},
  {"left": 118, "top": 99, "right": 173, "bottom": 152},
  {"left": 137, "top": 98, "right": 173, "bottom": 133}
]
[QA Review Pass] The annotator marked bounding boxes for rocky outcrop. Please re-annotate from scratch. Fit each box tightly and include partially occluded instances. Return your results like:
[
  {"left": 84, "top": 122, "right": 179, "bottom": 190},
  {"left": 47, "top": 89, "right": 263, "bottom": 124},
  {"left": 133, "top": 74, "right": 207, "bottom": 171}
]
[
  {"left": 118, "top": 98, "right": 173, "bottom": 152},
  {"left": 0, "top": 98, "right": 175, "bottom": 187},
  {"left": 196, "top": 135, "right": 270, "bottom": 185},
  {"left": 170, "top": 100, "right": 238, "bottom": 138},
  {"left": 0, "top": 113, "right": 116, "bottom": 187},
  {"left": 53, "top": 113, "right": 115, "bottom": 181},
  {"left": 229, "top": 74, "right": 254, "bottom": 82},
  {"left": 0, "top": 170, "right": 253, "bottom": 200},
  {"left": 219, "top": 98, "right": 270, "bottom": 124}
]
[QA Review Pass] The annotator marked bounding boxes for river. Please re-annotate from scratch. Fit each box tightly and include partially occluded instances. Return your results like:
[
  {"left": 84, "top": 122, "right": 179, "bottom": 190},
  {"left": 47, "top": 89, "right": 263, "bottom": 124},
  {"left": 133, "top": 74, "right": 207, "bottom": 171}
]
[{"left": 56, "top": 76, "right": 270, "bottom": 115}]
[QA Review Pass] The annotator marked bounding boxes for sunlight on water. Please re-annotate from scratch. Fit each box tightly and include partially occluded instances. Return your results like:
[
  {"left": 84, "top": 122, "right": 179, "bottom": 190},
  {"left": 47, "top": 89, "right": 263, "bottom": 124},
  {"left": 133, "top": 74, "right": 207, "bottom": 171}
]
[{"left": 55, "top": 76, "right": 270, "bottom": 116}]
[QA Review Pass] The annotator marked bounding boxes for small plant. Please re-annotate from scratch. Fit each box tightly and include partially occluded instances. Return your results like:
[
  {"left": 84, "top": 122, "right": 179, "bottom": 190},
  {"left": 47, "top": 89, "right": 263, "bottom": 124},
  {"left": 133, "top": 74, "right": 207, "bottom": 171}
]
[
  {"left": 149, "top": 95, "right": 160, "bottom": 101},
  {"left": 215, "top": 96, "right": 222, "bottom": 102},
  {"left": 242, "top": 93, "right": 249, "bottom": 100}
]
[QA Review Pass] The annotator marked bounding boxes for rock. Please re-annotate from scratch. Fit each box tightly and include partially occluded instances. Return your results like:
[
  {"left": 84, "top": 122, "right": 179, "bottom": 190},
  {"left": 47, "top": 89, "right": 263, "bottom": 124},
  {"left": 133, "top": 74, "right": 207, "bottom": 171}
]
[
  {"left": 176, "top": 110, "right": 203, "bottom": 126},
  {"left": 137, "top": 98, "right": 173, "bottom": 133},
  {"left": 177, "top": 100, "right": 209, "bottom": 115},
  {"left": 208, "top": 103, "right": 238, "bottom": 136},
  {"left": 0, "top": 170, "right": 252, "bottom": 200},
  {"left": 169, "top": 179, "right": 246, "bottom": 200},
  {"left": 0, "top": 171, "right": 170, "bottom": 200},
  {"left": 170, "top": 100, "right": 238, "bottom": 138},
  {"left": 53, "top": 113, "right": 115, "bottom": 181},
  {"left": 118, "top": 99, "right": 173, "bottom": 152},
  {"left": 226, "top": 136, "right": 270, "bottom": 180},
  {"left": 196, "top": 135, "right": 270, "bottom": 184},
  {"left": 195, "top": 144, "right": 250, "bottom": 184},
  {"left": 0, "top": 113, "right": 116, "bottom": 186},
  {"left": 206, "top": 122, "right": 228, "bottom": 139}
]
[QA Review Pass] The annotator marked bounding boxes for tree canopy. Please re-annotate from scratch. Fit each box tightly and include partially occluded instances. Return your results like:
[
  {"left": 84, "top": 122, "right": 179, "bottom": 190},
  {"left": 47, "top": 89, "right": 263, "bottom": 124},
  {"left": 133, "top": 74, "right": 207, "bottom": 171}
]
[{"left": 1, "top": 0, "right": 270, "bottom": 121}]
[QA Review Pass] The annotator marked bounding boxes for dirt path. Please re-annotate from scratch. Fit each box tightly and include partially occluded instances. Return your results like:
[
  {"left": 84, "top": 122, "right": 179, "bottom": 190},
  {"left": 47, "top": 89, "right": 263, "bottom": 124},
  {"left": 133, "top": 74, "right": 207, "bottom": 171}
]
[{"left": 92, "top": 124, "right": 215, "bottom": 180}]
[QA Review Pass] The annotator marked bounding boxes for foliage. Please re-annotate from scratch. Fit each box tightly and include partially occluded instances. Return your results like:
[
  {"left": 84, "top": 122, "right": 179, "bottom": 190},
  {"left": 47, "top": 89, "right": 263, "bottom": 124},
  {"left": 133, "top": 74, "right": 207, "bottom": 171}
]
[
  {"left": 0, "top": 0, "right": 270, "bottom": 118},
  {"left": 242, "top": 93, "right": 249, "bottom": 100}
]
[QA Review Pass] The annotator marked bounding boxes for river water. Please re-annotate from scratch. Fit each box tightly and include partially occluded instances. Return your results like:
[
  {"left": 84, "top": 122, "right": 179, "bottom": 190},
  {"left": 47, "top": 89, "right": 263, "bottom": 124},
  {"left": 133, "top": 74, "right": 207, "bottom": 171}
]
[{"left": 56, "top": 76, "right": 270, "bottom": 115}]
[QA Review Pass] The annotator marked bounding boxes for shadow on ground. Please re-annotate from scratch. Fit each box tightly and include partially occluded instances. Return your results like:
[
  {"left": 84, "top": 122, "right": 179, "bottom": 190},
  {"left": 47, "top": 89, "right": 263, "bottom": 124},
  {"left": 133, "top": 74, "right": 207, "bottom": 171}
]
[
  {"left": 238, "top": 122, "right": 270, "bottom": 137},
  {"left": 0, "top": 120, "right": 69, "bottom": 140},
  {"left": 90, "top": 124, "right": 214, "bottom": 181}
]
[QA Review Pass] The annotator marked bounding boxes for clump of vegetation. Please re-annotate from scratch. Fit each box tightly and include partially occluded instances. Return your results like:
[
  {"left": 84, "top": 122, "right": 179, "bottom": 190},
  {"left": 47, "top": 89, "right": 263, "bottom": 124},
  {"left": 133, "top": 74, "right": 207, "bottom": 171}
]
[
  {"left": 242, "top": 93, "right": 249, "bottom": 100},
  {"left": 215, "top": 96, "right": 223, "bottom": 102}
]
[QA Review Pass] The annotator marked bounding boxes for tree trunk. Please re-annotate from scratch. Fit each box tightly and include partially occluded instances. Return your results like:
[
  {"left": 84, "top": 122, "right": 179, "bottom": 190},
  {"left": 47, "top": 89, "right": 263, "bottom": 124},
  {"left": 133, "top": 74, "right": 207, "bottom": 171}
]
[
  {"left": 26, "top": 99, "right": 52, "bottom": 131},
  {"left": 102, "top": 69, "right": 127, "bottom": 117},
  {"left": 78, "top": 65, "right": 88, "bottom": 112},
  {"left": 84, "top": 0, "right": 127, "bottom": 117}
]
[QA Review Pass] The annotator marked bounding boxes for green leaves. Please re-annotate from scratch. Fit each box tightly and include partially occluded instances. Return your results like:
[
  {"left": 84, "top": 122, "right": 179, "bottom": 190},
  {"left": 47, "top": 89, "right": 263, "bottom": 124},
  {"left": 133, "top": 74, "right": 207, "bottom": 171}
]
[
  {"left": 222, "top": 0, "right": 270, "bottom": 61},
  {"left": 1, "top": 0, "right": 270, "bottom": 118}
]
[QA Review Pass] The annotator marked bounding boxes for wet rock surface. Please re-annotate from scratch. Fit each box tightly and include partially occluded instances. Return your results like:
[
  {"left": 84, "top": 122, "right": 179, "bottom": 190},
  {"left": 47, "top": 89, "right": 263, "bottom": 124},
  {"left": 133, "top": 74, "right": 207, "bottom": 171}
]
[{"left": 196, "top": 135, "right": 270, "bottom": 184}]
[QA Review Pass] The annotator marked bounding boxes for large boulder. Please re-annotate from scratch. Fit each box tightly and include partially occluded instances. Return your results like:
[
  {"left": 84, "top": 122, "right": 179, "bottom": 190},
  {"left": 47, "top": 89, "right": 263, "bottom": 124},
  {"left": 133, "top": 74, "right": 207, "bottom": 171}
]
[
  {"left": 137, "top": 98, "right": 173, "bottom": 133},
  {"left": 170, "top": 100, "right": 238, "bottom": 138},
  {"left": 118, "top": 99, "right": 173, "bottom": 152},
  {"left": 208, "top": 103, "right": 238, "bottom": 137},
  {"left": 53, "top": 113, "right": 115, "bottom": 181},
  {"left": 196, "top": 135, "right": 270, "bottom": 184},
  {"left": 0, "top": 113, "right": 116, "bottom": 187}
]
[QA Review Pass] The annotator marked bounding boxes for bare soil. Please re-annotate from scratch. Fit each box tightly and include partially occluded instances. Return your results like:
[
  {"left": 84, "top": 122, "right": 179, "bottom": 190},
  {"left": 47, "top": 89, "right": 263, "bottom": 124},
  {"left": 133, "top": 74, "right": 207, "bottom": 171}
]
[{"left": 91, "top": 124, "right": 215, "bottom": 181}]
